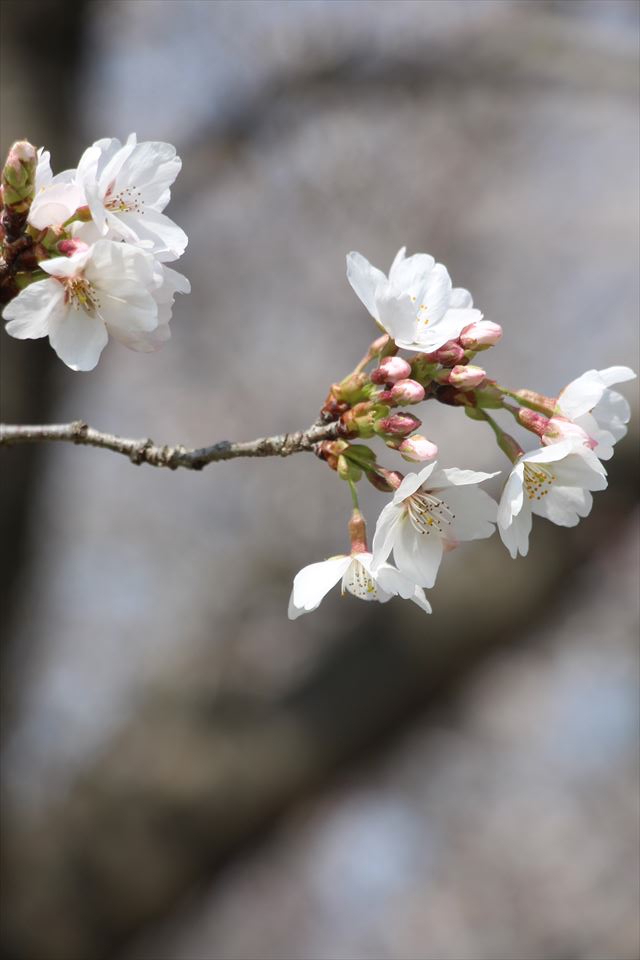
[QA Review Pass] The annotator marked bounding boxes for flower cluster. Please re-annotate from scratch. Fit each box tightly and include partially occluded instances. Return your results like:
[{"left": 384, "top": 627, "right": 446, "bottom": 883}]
[
  {"left": 288, "top": 248, "right": 635, "bottom": 618},
  {"left": 1, "top": 136, "right": 189, "bottom": 370},
  {"left": 0, "top": 140, "right": 635, "bottom": 622}
]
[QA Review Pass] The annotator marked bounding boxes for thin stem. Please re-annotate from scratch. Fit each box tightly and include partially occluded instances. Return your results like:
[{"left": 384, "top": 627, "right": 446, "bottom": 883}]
[
  {"left": 0, "top": 419, "right": 341, "bottom": 471},
  {"left": 347, "top": 478, "right": 360, "bottom": 510}
]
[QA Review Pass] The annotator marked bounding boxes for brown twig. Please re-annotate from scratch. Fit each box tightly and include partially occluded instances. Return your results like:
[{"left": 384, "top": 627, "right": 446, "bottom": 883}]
[{"left": 0, "top": 419, "right": 341, "bottom": 470}]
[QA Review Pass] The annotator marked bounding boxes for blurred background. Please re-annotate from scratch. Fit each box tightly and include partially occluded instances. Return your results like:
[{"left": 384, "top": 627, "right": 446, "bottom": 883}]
[{"left": 1, "top": 1, "right": 639, "bottom": 958}]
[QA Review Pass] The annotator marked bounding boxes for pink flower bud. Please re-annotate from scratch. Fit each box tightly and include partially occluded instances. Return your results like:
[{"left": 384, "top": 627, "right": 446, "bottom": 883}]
[
  {"left": 57, "top": 238, "right": 90, "bottom": 256},
  {"left": 448, "top": 365, "right": 486, "bottom": 389},
  {"left": 517, "top": 408, "right": 549, "bottom": 436},
  {"left": 425, "top": 340, "right": 465, "bottom": 367},
  {"left": 397, "top": 435, "right": 438, "bottom": 462},
  {"left": 542, "top": 416, "right": 596, "bottom": 449},
  {"left": 370, "top": 356, "right": 412, "bottom": 384},
  {"left": 459, "top": 320, "right": 502, "bottom": 350},
  {"left": 389, "top": 378, "right": 425, "bottom": 404},
  {"left": 375, "top": 412, "right": 422, "bottom": 437},
  {"left": 515, "top": 389, "right": 556, "bottom": 416}
]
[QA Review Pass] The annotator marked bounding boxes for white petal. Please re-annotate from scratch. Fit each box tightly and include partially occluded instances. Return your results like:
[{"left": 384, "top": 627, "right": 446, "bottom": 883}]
[
  {"left": 288, "top": 556, "right": 351, "bottom": 618},
  {"left": 375, "top": 288, "right": 420, "bottom": 344},
  {"left": 553, "top": 450, "right": 607, "bottom": 491},
  {"left": 523, "top": 440, "right": 575, "bottom": 465},
  {"left": 558, "top": 370, "right": 606, "bottom": 418},
  {"left": 415, "top": 460, "right": 438, "bottom": 488},
  {"left": 86, "top": 239, "right": 156, "bottom": 289},
  {"left": 41, "top": 249, "right": 92, "bottom": 278},
  {"left": 445, "top": 486, "right": 498, "bottom": 542},
  {"left": 99, "top": 290, "right": 159, "bottom": 335},
  {"left": 418, "top": 262, "right": 452, "bottom": 324},
  {"left": 28, "top": 182, "right": 86, "bottom": 229},
  {"left": 48, "top": 307, "right": 108, "bottom": 371},
  {"left": 374, "top": 563, "right": 432, "bottom": 613},
  {"left": 393, "top": 469, "right": 427, "bottom": 504},
  {"left": 428, "top": 467, "right": 500, "bottom": 489},
  {"left": 115, "top": 208, "right": 188, "bottom": 260},
  {"left": 346, "top": 252, "right": 387, "bottom": 321},
  {"left": 592, "top": 390, "right": 631, "bottom": 441},
  {"left": 597, "top": 365, "right": 636, "bottom": 387},
  {"left": 449, "top": 287, "right": 473, "bottom": 308},
  {"left": 394, "top": 519, "right": 443, "bottom": 589},
  {"left": 114, "top": 140, "right": 181, "bottom": 209},
  {"left": 533, "top": 486, "right": 593, "bottom": 527},
  {"left": 3, "top": 278, "right": 65, "bottom": 339},
  {"left": 371, "top": 502, "right": 404, "bottom": 567},
  {"left": 497, "top": 465, "right": 525, "bottom": 530},
  {"left": 498, "top": 502, "right": 531, "bottom": 558},
  {"left": 388, "top": 250, "right": 435, "bottom": 297},
  {"left": 35, "top": 148, "right": 52, "bottom": 191},
  {"left": 410, "top": 585, "right": 432, "bottom": 614}
]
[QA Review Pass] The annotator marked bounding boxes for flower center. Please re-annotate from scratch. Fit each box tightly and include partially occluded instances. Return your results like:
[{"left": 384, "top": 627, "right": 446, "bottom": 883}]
[
  {"left": 105, "top": 183, "right": 144, "bottom": 214},
  {"left": 343, "top": 559, "right": 378, "bottom": 599},
  {"left": 64, "top": 277, "right": 101, "bottom": 316},
  {"left": 410, "top": 294, "right": 430, "bottom": 326},
  {"left": 407, "top": 491, "right": 455, "bottom": 535},
  {"left": 523, "top": 462, "right": 556, "bottom": 500}
]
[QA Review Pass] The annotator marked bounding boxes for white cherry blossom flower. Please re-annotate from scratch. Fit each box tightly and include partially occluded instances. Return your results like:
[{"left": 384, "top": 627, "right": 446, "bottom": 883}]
[
  {"left": 3, "top": 239, "right": 161, "bottom": 371},
  {"left": 346, "top": 246, "right": 481, "bottom": 353},
  {"left": 372, "top": 462, "right": 499, "bottom": 588},
  {"left": 287, "top": 551, "right": 431, "bottom": 619},
  {"left": 497, "top": 440, "right": 608, "bottom": 559},
  {"left": 553, "top": 366, "right": 636, "bottom": 460},
  {"left": 78, "top": 133, "right": 187, "bottom": 261}
]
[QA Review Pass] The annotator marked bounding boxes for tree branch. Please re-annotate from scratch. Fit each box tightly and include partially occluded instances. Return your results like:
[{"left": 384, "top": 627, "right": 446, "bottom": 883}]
[{"left": 0, "top": 419, "right": 340, "bottom": 469}]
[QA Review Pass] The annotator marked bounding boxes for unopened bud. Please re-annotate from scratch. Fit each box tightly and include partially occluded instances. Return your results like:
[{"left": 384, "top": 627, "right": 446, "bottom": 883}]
[
  {"left": 375, "top": 412, "right": 422, "bottom": 437},
  {"left": 396, "top": 435, "right": 438, "bottom": 462},
  {"left": 2, "top": 141, "right": 37, "bottom": 213},
  {"left": 459, "top": 321, "right": 502, "bottom": 350},
  {"left": 517, "top": 408, "right": 549, "bottom": 437},
  {"left": 57, "top": 238, "right": 89, "bottom": 256},
  {"left": 542, "top": 416, "right": 596, "bottom": 449},
  {"left": 425, "top": 340, "right": 465, "bottom": 367},
  {"left": 515, "top": 389, "right": 556, "bottom": 416},
  {"left": 389, "top": 379, "right": 425, "bottom": 405},
  {"left": 448, "top": 365, "right": 486, "bottom": 389},
  {"left": 370, "top": 356, "right": 412, "bottom": 384}
]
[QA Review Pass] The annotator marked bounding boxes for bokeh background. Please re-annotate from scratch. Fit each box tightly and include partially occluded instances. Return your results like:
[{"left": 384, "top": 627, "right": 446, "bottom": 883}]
[{"left": 1, "top": 2, "right": 639, "bottom": 959}]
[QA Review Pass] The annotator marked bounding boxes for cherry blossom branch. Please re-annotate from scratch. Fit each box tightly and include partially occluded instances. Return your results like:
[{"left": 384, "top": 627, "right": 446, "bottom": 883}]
[{"left": 0, "top": 419, "right": 341, "bottom": 470}]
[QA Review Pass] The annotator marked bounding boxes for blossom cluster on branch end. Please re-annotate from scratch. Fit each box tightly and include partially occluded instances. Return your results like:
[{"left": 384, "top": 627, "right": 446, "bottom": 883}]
[{"left": 1, "top": 136, "right": 189, "bottom": 370}]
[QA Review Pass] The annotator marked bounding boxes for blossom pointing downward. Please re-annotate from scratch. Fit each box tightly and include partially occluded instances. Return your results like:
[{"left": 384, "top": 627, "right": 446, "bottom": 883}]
[{"left": 288, "top": 551, "right": 431, "bottom": 619}]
